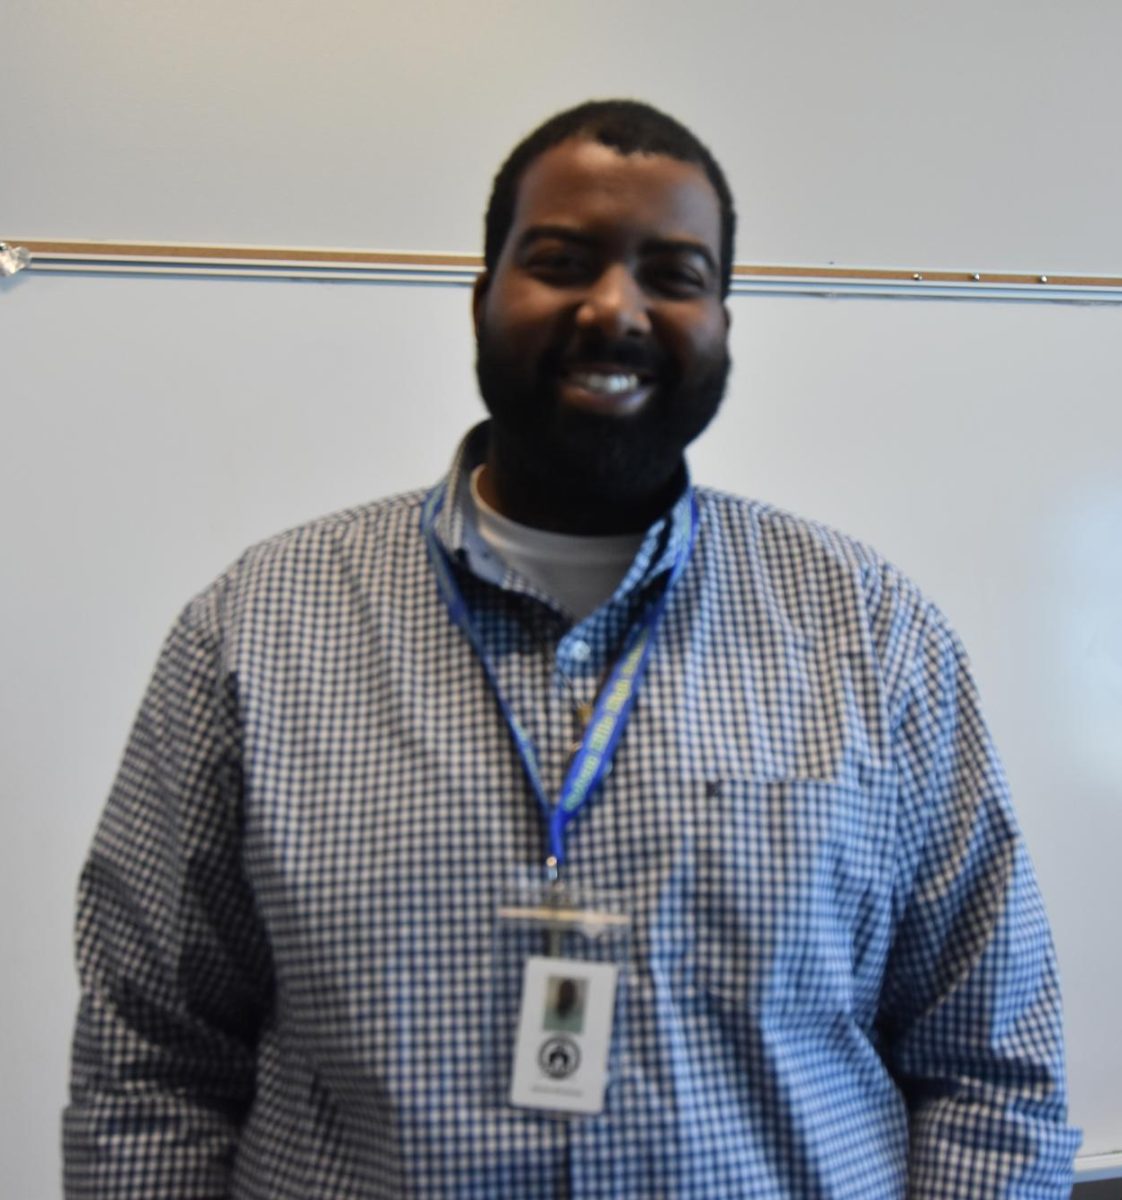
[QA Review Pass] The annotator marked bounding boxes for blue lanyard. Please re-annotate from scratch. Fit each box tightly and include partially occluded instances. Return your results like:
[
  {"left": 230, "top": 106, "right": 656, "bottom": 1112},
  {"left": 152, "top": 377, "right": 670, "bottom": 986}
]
[{"left": 421, "top": 481, "right": 697, "bottom": 875}]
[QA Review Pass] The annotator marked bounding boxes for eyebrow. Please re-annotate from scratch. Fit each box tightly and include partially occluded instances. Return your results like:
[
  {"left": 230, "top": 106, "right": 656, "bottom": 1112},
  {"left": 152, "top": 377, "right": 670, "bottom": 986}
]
[
  {"left": 515, "top": 225, "right": 597, "bottom": 252},
  {"left": 516, "top": 225, "right": 718, "bottom": 273}
]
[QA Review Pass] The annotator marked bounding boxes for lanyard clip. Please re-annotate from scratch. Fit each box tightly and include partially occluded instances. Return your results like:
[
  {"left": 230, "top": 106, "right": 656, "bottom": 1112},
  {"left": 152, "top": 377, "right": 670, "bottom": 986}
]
[{"left": 544, "top": 855, "right": 562, "bottom": 954}]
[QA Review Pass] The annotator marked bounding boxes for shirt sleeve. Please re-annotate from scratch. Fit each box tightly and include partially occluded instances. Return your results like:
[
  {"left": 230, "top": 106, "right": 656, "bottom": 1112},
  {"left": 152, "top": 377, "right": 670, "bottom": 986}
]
[
  {"left": 876, "top": 604, "right": 1081, "bottom": 1197},
  {"left": 63, "top": 583, "right": 272, "bottom": 1199}
]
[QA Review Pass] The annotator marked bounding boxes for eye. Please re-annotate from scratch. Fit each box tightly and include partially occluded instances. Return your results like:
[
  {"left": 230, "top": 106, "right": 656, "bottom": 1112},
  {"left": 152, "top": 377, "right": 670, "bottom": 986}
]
[
  {"left": 644, "top": 258, "right": 710, "bottom": 297},
  {"left": 523, "top": 245, "right": 593, "bottom": 282}
]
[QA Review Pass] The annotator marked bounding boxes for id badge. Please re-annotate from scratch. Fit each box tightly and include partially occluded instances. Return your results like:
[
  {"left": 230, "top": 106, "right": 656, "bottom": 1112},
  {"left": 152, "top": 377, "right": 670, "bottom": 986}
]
[
  {"left": 491, "top": 878, "right": 630, "bottom": 1117},
  {"left": 509, "top": 955, "right": 617, "bottom": 1114}
]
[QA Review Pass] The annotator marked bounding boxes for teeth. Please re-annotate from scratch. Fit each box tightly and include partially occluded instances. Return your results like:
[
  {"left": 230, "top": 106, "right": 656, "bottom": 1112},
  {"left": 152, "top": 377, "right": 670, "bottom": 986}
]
[{"left": 568, "top": 371, "right": 641, "bottom": 395}]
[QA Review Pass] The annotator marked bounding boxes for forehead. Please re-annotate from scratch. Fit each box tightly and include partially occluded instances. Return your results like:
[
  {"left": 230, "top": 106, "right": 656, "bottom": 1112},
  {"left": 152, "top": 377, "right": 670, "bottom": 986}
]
[{"left": 505, "top": 137, "right": 722, "bottom": 259}]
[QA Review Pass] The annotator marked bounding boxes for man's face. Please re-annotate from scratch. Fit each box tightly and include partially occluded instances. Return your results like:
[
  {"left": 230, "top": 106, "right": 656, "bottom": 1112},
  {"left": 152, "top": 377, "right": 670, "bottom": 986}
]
[{"left": 473, "top": 137, "right": 730, "bottom": 508}]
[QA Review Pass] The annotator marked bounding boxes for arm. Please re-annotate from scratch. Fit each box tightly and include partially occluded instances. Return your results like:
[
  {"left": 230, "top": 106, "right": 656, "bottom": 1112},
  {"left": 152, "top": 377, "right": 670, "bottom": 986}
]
[
  {"left": 877, "top": 609, "right": 1080, "bottom": 1197},
  {"left": 64, "top": 584, "right": 272, "bottom": 1199}
]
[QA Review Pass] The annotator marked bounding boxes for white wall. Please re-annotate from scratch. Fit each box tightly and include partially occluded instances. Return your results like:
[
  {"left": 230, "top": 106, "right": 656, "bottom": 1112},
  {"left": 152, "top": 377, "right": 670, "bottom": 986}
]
[
  {"left": 6, "top": 0, "right": 1122, "bottom": 273},
  {"left": 3, "top": 3, "right": 1121, "bottom": 1194}
]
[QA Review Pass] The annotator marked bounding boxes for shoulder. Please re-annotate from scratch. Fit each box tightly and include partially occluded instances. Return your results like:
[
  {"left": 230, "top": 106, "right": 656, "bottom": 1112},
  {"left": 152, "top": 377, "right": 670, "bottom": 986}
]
[
  {"left": 694, "top": 486, "right": 925, "bottom": 598},
  {"left": 693, "top": 486, "right": 957, "bottom": 696},
  {"left": 695, "top": 485, "right": 892, "bottom": 580},
  {"left": 178, "top": 488, "right": 430, "bottom": 638},
  {"left": 237, "top": 487, "right": 427, "bottom": 573}
]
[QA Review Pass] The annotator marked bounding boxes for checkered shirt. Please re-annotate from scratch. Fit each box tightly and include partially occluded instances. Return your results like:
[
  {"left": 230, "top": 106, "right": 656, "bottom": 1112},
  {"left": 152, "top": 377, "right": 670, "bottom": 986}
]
[{"left": 65, "top": 423, "right": 1080, "bottom": 1197}]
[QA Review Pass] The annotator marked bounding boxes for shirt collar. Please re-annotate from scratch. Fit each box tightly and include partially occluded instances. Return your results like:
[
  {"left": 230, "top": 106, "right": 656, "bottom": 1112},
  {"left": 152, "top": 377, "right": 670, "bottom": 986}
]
[{"left": 431, "top": 420, "right": 695, "bottom": 599}]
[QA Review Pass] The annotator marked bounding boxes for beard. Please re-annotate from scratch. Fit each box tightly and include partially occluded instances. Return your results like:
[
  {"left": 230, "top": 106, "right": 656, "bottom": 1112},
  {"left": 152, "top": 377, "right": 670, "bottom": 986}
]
[{"left": 474, "top": 322, "right": 730, "bottom": 512}]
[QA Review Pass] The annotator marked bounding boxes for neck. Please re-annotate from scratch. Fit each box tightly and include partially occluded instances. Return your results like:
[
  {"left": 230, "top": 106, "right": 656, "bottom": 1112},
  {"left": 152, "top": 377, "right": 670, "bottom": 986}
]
[{"left": 479, "top": 448, "right": 682, "bottom": 536}]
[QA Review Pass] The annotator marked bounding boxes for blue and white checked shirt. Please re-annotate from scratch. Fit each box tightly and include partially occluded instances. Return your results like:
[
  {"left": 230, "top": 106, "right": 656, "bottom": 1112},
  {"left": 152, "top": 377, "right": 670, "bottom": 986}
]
[{"left": 66, "top": 424, "right": 1079, "bottom": 1197}]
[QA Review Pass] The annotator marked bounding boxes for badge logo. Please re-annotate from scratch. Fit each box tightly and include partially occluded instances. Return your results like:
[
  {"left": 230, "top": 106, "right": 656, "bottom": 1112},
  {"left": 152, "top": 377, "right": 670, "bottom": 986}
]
[{"left": 538, "top": 1035, "right": 581, "bottom": 1080}]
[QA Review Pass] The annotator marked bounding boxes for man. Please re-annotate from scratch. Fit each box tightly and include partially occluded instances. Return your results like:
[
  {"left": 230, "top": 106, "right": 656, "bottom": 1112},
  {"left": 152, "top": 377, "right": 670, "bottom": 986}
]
[{"left": 65, "top": 100, "right": 1079, "bottom": 1196}]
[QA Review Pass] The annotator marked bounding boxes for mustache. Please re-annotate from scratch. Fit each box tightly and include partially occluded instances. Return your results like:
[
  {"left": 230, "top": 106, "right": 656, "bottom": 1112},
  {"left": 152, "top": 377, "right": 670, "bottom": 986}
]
[{"left": 548, "top": 332, "right": 667, "bottom": 376}]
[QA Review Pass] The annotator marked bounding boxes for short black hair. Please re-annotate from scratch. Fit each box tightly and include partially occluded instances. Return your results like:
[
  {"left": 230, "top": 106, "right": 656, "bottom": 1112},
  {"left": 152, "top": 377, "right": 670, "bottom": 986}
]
[{"left": 483, "top": 99, "right": 737, "bottom": 298}]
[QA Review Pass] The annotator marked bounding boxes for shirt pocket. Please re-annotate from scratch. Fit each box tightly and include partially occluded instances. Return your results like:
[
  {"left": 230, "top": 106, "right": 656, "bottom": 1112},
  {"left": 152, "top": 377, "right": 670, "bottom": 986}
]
[{"left": 680, "top": 776, "right": 895, "bottom": 1024}]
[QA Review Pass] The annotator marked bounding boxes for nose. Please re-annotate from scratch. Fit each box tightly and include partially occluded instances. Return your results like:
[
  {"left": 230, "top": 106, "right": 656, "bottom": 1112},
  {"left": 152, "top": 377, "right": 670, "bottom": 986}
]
[{"left": 575, "top": 264, "right": 651, "bottom": 339}]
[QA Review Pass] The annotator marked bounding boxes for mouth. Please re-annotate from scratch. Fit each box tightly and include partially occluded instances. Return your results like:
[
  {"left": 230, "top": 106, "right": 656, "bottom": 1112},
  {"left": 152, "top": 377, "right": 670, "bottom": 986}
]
[{"left": 557, "top": 364, "right": 656, "bottom": 415}]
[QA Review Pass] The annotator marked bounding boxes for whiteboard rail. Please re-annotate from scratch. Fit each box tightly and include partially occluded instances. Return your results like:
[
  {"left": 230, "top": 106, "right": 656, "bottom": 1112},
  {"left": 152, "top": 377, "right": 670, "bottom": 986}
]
[
  {"left": 4, "top": 240, "right": 1122, "bottom": 304},
  {"left": 1075, "top": 1151, "right": 1122, "bottom": 1182}
]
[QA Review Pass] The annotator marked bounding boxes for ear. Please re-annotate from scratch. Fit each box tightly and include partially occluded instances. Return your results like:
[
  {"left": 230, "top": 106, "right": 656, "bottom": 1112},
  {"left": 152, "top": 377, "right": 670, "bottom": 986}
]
[
  {"left": 472, "top": 270, "right": 491, "bottom": 337},
  {"left": 722, "top": 303, "right": 731, "bottom": 333}
]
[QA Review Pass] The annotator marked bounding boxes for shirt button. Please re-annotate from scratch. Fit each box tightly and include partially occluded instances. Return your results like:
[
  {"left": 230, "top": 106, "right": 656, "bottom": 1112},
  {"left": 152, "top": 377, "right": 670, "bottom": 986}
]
[{"left": 569, "top": 639, "right": 592, "bottom": 663}]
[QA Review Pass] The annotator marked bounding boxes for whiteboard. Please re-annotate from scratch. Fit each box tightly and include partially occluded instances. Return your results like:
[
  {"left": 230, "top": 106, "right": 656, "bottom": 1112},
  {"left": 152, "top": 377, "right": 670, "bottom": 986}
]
[
  {"left": 2, "top": 1, "right": 1121, "bottom": 1194},
  {"left": 1, "top": 272, "right": 1119, "bottom": 1196}
]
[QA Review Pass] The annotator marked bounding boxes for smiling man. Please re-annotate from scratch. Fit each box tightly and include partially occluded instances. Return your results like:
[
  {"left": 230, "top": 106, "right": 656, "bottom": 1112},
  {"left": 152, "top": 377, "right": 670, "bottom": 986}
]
[
  {"left": 473, "top": 131, "right": 730, "bottom": 536},
  {"left": 66, "top": 101, "right": 1079, "bottom": 1197}
]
